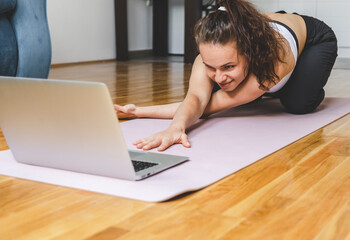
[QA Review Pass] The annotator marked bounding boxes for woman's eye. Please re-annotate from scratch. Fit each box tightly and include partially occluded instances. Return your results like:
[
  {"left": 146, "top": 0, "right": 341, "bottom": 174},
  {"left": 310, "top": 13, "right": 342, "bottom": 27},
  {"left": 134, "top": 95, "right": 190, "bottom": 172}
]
[
  {"left": 206, "top": 66, "right": 215, "bottom": 71},
  {"left": 224, "top": 65, "right": 235, "bottom": 70}
]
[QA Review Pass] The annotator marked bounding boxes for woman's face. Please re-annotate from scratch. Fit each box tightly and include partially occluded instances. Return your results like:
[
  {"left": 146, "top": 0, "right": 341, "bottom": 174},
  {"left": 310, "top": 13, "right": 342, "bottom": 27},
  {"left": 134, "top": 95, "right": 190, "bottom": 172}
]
[{"left": 199, "top": 41, "right": 248, "bottom": 92}]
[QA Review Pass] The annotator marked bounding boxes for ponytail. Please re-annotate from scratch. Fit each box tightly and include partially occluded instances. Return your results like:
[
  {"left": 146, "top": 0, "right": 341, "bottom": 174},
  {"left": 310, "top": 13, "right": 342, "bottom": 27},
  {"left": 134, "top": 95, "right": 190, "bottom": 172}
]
[{"left": 194, "top": 0, "right": 285, "bottom": 90}]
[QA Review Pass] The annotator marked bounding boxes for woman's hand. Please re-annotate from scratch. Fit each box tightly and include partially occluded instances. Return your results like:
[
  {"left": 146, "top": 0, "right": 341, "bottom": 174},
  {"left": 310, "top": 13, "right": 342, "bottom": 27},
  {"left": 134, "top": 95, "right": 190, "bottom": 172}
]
[
  {"left": 114, "top": 104, "right": 137, "bottom": 119},
  {"left": 133, "top": 127, "right": 191, "bottom": 151}
]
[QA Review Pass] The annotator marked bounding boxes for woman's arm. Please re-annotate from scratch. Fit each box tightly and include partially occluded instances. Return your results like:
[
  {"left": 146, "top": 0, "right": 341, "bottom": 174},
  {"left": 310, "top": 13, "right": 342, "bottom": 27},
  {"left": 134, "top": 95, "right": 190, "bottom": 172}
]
[
  {"left": 203, "top": 73, "right": 267, "bottom": 115},
  {"left": 133, "top": 55, "right": 214, "bottom": 151},
  {"left": 132, "top": 74, "right": 264, "bottom": 151},
  {"left": 114, "top": 102, "right": 181, "bottom": 119},
  {"left": 114, "top": 77, "right": 262, "bottom": 120},
  {"left": 114, "top": 72, "right": 265, "bottom": 120}
]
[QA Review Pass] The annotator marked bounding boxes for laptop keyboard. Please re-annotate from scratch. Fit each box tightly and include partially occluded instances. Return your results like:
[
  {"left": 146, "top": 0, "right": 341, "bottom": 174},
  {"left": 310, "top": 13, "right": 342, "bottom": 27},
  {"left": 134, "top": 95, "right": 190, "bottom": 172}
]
[{"left": 131, "top": 160, "right": 159, "bottom": 172}]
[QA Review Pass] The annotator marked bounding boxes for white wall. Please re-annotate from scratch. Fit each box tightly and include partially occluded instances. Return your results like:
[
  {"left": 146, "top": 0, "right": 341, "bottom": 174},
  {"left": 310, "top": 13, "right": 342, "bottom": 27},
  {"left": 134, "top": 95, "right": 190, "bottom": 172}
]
[
  {"left": 169, "top": 0, "right": 184, "bottom": 54},
  {"left": 47, "top": 0, "right": 116, "bottom": 64},
  {"left": 127, "top": 0, "right": 152, "bottom": 51}
]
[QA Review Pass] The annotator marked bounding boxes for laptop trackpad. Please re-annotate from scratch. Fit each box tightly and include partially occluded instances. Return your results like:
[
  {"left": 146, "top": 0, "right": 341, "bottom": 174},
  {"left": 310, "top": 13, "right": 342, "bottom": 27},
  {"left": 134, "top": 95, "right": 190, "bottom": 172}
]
[
  {"left": 129, "top": 150, "right": 148, "bottom": 160},
  {"left": 129, "top": 150, "right": 160, "bottom": 163}
]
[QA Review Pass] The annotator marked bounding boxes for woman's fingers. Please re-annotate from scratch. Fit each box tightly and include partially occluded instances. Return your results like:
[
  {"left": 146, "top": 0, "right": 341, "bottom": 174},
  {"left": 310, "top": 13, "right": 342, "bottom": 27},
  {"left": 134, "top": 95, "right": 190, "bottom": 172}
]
[
  {"left": 143, "top": 140, "right": 162, "bottom": 151},
  {"left": 133, "top": 139, "right": 144, "bottom": 146},
  {"left": 157, "top": 138, "right": 174, "bottom": 151},
  {"left": 133, "top": 132, "right": 190, "bottom": 151},
  {"left": 114, "top": 104, "right": 137, "bottom": 119},
  {"left": 114, "top": 104, "right": 123, "bottom": 112},
  {"left": 114, "top": 104, "right": 136, "bottom": 113},
  {"left": 123, "top": 104, "right": 136, "bottom": 113},
  {"left": 133, "top": 137, "right": 156, "bottom": 149},
  {"left": 136, "top": 137, "right": 162, "bottom": 150},
  {"left": 180, "top": 134, "right": 191, "bottom": 148}
]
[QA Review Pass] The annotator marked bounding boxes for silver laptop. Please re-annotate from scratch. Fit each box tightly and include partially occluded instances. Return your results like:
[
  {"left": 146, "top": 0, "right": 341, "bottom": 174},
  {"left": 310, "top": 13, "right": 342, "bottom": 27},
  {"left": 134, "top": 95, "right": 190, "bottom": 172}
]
[{"left": 0, "top": 77, "right": 189, "bottom": 180}]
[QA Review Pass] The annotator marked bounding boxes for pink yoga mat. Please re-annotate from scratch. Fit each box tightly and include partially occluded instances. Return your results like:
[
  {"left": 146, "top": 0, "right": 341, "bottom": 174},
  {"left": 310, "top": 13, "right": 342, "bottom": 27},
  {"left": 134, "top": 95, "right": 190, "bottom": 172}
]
[{"left": 0, "top": 98, "right": 349, "bottom": 202}]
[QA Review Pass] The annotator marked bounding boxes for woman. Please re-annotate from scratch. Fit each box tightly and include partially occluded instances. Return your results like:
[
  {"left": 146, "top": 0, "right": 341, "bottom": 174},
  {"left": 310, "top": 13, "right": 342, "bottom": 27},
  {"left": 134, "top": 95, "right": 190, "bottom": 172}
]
[{"left": 115, "top": 0, "right": 338, "bottom": 151}]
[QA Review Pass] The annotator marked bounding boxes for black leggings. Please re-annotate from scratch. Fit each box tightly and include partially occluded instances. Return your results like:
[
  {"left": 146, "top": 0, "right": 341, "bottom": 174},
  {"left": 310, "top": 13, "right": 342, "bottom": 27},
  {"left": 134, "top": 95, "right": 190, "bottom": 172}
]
[{"left": 279, "top": 15, "right": 338, "bottom": 114}]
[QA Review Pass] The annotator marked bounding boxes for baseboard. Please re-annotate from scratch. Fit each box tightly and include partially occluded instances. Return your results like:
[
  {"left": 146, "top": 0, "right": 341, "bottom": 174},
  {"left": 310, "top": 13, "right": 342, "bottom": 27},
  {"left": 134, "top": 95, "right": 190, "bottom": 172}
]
[
  {"left": 51, "top": 59, "right": 116, "bottom": 68},
  {"left": 334, "top": 57, "right": 350, "bottom": 69},
  {"left": 128, "top": 50, "right": 153, "bottom": 59}
]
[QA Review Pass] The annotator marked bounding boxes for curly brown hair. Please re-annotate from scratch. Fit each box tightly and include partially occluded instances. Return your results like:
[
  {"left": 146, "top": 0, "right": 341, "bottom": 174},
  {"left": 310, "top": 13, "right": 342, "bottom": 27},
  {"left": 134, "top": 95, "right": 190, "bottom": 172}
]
[{"left": 194, "top": 0, "right": 286, "bottom": 90}]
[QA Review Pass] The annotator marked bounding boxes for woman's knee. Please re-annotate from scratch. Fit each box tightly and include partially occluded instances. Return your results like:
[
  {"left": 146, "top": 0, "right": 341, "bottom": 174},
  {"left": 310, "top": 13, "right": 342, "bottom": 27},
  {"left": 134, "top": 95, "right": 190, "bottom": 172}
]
[{"left": 280, "top": 89, "right": 325, "bottom": 114}]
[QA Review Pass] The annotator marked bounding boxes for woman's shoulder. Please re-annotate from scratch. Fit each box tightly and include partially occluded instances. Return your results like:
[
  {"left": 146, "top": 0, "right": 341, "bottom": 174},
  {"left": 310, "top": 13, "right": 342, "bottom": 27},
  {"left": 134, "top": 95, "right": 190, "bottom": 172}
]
[{"left": 264, "top": 12, "right": 307, "bottom": 56}]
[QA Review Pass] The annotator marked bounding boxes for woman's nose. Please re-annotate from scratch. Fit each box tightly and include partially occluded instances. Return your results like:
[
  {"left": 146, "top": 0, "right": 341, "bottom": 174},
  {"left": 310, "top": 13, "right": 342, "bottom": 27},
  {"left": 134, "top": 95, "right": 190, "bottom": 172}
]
[{"left": 215, "top": 70, "right": 226, "bottom": 83}]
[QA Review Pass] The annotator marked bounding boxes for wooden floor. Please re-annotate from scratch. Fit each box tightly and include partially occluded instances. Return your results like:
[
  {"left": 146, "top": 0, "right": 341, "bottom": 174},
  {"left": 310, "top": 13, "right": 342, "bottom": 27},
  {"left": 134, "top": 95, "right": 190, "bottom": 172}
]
[{"left": 0, "top": 60, "right": 350, "bottom": 240}]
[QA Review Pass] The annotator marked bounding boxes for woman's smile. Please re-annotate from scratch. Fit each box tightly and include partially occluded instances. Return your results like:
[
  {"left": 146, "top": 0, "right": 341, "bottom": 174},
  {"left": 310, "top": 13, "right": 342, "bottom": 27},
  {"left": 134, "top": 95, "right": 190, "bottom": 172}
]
[{"left": 219, "top": 79, "right": 234, "bottom": 88}]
